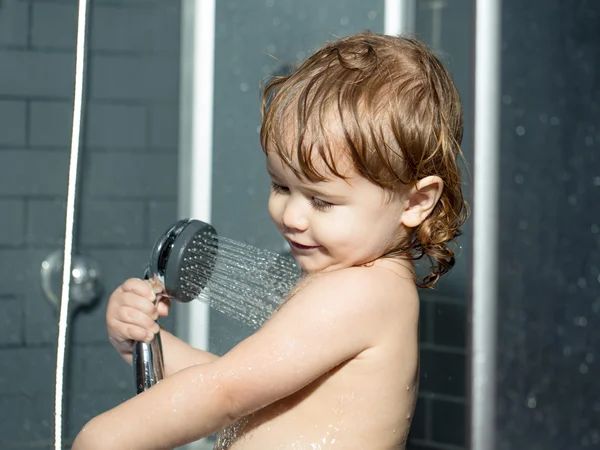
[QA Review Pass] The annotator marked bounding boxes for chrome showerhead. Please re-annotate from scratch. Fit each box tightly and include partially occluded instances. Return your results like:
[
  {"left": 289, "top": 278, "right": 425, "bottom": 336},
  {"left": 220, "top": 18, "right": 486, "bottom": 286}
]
[
  {"left": 145, "top": 218, "right": 218, "bottom": 303},
  {"left": 135, "top": 218, "right": 218, "bottom": 394}
]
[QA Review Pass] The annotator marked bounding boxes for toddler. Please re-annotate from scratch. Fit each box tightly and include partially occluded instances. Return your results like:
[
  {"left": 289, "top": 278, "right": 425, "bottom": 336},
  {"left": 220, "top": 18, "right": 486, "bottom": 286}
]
[{"left": 73, "top": 30, "right": 466, "bottom": 450}]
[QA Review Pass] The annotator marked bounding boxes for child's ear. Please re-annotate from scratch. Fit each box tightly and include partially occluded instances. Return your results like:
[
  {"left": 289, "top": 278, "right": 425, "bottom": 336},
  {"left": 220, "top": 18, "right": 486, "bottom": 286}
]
[{"left": 400, "top": 176, "right": 444, "bottom": 228}]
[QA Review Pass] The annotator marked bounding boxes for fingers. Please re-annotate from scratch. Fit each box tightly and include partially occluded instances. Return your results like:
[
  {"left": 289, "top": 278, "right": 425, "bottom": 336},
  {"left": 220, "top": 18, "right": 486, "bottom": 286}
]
[
  {"left": 108, "top": 278, "right": 163, "bottom": 346},
  {"left": 119, "top": 305, "right": 160, "bottom": 332},
  {"left": 156, "top": 298, "right": 171, "bottom": 317},
  {"left": 121, "top": 278, "right": 156, "bottom": 302}
]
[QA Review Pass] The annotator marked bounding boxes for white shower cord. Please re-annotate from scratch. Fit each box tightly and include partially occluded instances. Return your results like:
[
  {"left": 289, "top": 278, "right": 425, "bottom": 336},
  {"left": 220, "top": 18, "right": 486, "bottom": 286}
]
[{"left": 55, "top": 0, "right": 88, "bottom": 449}]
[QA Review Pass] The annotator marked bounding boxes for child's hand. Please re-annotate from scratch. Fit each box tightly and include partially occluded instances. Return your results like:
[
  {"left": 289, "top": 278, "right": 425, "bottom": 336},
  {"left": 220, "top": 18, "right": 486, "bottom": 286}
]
[{"left": 106, "top": 277, "right": 171, "bottom": 357}]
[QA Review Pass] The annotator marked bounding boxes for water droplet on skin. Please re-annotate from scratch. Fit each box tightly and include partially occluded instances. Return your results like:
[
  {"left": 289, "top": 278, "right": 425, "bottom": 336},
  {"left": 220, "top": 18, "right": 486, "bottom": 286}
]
[{"left": 406, "top": 413, "right": 411, "bottom": 420}]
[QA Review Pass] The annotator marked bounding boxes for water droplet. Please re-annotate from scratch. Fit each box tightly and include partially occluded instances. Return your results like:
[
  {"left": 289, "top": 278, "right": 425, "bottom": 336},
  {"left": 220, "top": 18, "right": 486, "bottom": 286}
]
[
  {"left": 580, "top": 363, "right": 589, "bottom": 374},
  {"left": 368, "top": 10, "right": 378, "bottom": 20},
  {"left": 240, "top": 82, "right": 249, "bottom": 92},
  {"left": 340, "top": 16, "right": 350, "bottom": 25},
  {"left": 516, "top": 125, "right": 526, "bottom": 136},
  {"left": 527, "top": 397, "right": 537, "bottom": 408}
]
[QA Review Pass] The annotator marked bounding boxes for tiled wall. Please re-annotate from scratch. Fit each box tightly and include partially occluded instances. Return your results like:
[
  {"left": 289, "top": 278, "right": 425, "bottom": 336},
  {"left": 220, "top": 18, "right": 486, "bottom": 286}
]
[{"left": 0, "top": 1, "right": 181, "bottom": 447}]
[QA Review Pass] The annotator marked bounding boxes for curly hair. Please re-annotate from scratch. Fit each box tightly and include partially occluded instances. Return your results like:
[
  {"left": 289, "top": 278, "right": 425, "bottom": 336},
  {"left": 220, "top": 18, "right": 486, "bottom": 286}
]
[{"left": 260, "top": 31, "right": 468, "bottom": 288}]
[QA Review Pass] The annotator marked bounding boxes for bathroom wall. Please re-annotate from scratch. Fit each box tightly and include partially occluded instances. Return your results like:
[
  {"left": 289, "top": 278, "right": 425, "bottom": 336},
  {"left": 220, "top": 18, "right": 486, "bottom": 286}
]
[
  {"left": 0, "top": 0, "right": 181, "bottom": 447},
  {"left": 209, "top": 1, "right": 473, "bottom": 449},
  {"left": 495, "top": 0, "right": 600, "bottom": 448}
]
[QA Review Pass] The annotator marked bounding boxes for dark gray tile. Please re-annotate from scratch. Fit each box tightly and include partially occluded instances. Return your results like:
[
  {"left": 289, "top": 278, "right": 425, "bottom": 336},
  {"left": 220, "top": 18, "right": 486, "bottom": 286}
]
[
  {"left": 0, "top": 347, "right": 55, "bottom": 394},
  {"left": 89, "top": 4, "right": 156, "bottom": 53},
  {"left": 27, "top": 199, "right": 66, "bottom": 246},
  {"left": 79, "top": 200, "right": 146, "bottom": 246},
  {"left": 83, "top": 153, "right": 177, "bottom": 197},
  {"left": 89, "top": 54, "right": 179, "bottom": 101},
  {"left": 0, "top": 199, "right": 26, "bottom": 246},
  {"left": 431, "top": 400, "right": 465, "bottom": 447},
  {"left": 0, "top": 297, "right": 22, "bottom": 346},
  {"left": 149, "top": 106, "right": 179, "bottom": 148},
  {"left": 420, "top": 349, "right": 466, "bottom": 398},
  {"left": 30, "top": 101, "right": 72, "bottom": 148},
  {"left": 433, "top": 302, "right": 466, "bottom": 349},
  {"left": 0, "top": 394, "right": 53, "bottom": 445},
  {"left": 0, "top": 51, "right": 74, "bottom": 97},
  {"left": 0, "top": 100, "right": 27, "bottom": 146},
  {"left": 0, "top": 151, "right": 69, "bottom": 196},
  {"left": 31, "top": 2, "right": 77, "bottom": 49},
  {"left": 0, "top": 1, "right": 28, "bottom": 46},
  {"left": 419, "top": 301, "right": 432, "bottom": 344},
  {"left": 86, "top": 104, "right": 147, "bottom": 149}
]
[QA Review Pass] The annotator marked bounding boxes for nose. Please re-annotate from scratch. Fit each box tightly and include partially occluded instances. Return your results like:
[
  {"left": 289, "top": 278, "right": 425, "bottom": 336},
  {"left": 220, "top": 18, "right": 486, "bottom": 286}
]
[{"left": 281, "top": 196, "right": 309, "bottom": 232}]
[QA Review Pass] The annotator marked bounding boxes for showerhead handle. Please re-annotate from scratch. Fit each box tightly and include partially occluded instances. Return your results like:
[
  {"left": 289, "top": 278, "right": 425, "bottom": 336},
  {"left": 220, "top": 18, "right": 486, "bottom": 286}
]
[{"left": 134, "top": 218, "right": 219, "bottom": 394}]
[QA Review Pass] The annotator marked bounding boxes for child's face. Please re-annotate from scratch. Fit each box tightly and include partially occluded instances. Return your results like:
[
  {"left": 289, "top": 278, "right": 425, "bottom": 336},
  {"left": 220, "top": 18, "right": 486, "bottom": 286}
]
[{"left": 266, "top": 151, "right": 407, "bottom": 273}]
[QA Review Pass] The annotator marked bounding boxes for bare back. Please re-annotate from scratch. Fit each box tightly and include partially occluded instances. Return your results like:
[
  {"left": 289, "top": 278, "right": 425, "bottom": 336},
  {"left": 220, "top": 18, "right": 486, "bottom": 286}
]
[{"left": 215, "top": 259, "right": 420, "bottom": 449}]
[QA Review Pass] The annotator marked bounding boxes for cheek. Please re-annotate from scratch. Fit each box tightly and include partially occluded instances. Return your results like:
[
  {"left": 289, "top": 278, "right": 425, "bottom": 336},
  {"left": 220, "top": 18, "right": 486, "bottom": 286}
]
[{"left": 267, "top": 194, "right": 281, "bottom": 223}]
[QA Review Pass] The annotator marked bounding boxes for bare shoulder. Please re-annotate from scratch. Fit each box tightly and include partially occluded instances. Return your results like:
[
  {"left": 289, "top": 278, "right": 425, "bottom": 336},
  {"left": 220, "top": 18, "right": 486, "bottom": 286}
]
[{"left": 281, "top": 259, "right": 419, "bottom": 331}]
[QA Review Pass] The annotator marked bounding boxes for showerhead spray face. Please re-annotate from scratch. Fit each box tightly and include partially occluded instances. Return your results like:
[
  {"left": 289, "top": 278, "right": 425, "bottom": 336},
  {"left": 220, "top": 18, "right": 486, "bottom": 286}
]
[
  {"left": 145, "top": 218, "right": 219, "bottom": 301},
  {"left": 134, "top": 219, "right": 218, "bottom": 394}
]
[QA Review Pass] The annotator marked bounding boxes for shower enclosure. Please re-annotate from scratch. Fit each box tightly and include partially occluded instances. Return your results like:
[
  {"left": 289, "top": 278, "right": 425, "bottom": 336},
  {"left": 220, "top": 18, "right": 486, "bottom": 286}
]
[
  {"left": 3, "top": 0, "right": 597, "bottom": 449},
  {"left": 0, "top": 0, "right": 472, "bottom": 448},
  {"left": 0, "top": 2, "right": 470, "bottom": 448}
]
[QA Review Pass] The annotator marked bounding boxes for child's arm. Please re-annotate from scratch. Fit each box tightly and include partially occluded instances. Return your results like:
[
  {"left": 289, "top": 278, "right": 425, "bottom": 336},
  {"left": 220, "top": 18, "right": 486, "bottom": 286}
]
[
  {"left": 106, "top": 278, "right": 218, "bottom": 376},
  {"left": 73, "top": 267, "right": 410, "bottom": 450}
]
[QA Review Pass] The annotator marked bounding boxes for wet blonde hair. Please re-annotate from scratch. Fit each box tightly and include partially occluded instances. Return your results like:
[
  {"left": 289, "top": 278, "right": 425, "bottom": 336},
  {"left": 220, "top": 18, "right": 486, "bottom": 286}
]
[{"left": 260, "top": 31, "right": 467, "bottom": 288}]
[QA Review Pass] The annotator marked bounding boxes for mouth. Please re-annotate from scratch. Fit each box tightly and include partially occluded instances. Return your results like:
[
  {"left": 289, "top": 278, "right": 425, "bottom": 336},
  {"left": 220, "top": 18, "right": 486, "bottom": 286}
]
[{"left": 288, "top": 240, "right": 320, "bottom": 251}]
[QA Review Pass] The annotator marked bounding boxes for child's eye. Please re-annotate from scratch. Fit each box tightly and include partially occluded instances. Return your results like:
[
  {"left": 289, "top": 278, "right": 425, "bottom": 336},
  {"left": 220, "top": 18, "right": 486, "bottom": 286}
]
[
  {"left": 309, "top": 197, "right": 334, "bottom": 212},
  {"left": 270, "top": 182, "right": 289, "bottom": 194}
]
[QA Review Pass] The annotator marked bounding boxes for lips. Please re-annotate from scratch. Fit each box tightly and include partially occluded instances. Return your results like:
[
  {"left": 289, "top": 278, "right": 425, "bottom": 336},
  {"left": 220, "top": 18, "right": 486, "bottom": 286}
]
[{"left": 288, "top": 240, "right": 319, "bottom": 250}]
